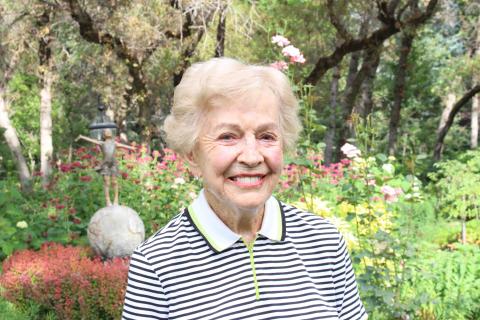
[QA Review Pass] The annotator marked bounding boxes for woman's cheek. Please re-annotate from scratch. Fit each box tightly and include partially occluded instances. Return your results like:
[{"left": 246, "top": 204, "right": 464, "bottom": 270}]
[{"left": 267, "top": 148, "right": 284, "bottom": 173}]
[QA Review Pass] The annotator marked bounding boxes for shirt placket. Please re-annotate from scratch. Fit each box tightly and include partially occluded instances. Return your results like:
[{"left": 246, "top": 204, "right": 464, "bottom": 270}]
[{"left": 242, "top": 237, "right": 260, "bottom": 300}]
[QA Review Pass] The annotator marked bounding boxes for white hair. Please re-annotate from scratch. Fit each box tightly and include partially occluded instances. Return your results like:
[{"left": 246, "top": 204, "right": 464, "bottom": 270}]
[{"left": 163, "top": 57, "right": 302, "bottom": 155}]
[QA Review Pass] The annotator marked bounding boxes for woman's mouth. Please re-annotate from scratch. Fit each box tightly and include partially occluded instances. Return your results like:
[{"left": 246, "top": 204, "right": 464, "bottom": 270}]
[{"left": 228, "top": 175, "right": 265, "bottom": 187}]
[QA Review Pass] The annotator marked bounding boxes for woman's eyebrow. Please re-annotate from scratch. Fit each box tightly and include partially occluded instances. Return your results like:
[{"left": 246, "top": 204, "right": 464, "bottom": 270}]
[
  {"left": 212, "top": 122, "right": 279, "bottom": 132},
  {"left": 212, "top": 123, "right": 241, "bottom": 131},
  {"left": 256, "top": 123, "right": 280, "bottom": 132}
]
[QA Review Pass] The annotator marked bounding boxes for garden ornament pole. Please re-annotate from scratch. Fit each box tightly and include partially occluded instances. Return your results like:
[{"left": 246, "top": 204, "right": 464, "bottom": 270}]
[{"left": 75, "top": 130, "right": 134, "bottom": 206}]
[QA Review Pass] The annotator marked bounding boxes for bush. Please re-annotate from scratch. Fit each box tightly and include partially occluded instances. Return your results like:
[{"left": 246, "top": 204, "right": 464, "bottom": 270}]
[
  {"left": 400, "top": 244, "right": 480, "bottom": 320},
  {"left": 0, "top": 243, "right": 128, "bottom": 320}
]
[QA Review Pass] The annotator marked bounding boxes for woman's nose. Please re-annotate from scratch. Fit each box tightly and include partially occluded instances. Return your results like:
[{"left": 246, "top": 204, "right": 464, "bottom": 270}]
[{"left": 237, "top": 136, "right": 263, "bottom": 167}]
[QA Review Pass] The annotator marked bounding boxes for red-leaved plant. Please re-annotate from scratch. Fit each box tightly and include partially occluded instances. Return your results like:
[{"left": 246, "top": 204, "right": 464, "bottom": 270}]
[{"left": 0, "top": 243, "right": 129, "bottom": 319}]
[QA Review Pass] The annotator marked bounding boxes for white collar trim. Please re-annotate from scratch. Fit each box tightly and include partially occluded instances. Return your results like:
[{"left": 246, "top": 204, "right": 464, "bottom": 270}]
[{"left": 188, "top": 190, "right": 284, "bottom": 252}]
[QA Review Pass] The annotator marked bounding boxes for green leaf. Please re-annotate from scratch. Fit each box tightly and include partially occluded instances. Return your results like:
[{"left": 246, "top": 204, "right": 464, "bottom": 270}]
[{"left": 376, "top": 153, "right": 387, "bottom": 162}]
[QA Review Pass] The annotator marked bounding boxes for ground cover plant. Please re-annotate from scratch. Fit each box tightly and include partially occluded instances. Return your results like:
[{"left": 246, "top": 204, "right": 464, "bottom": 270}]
[{"left": 0, "top": 243, "right": 128, "bottom": 320}]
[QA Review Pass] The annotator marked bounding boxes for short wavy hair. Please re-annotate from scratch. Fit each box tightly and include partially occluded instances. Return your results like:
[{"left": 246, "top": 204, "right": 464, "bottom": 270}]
[{"left": 163, "top": 57, "right": 301, "bottom": 156}]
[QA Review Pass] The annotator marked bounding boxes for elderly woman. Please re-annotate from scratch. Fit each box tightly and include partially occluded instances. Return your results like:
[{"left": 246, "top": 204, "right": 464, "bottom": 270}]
[{"left": 122, "top": 58, "right": 367, "bottom": 320}]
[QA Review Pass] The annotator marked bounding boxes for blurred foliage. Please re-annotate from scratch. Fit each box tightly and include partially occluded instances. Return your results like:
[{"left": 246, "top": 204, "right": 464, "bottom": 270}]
[{"left": 429, "top": 150, "right": 480, "bottom": 222}]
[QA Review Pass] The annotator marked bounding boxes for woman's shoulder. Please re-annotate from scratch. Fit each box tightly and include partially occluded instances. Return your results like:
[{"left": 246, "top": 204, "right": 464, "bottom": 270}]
[{"left": 134, "top": 208, "right": 193, "bottom": 254}]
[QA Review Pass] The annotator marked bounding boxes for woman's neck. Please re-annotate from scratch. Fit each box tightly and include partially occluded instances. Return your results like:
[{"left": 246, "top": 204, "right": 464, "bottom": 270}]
[{"left": 204, "top": 190, "right": 264, "bottom": 243}]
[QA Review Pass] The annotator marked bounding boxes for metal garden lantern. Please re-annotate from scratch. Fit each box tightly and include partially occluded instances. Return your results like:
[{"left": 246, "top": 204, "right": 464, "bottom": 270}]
[{"left": 89, "top": 102, "right": 117, "bottom": 140}]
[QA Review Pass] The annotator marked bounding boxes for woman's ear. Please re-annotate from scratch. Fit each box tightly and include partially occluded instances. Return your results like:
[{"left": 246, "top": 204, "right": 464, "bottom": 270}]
[{"left": 185, "top": 151, "right": 201, "bottom": 178}]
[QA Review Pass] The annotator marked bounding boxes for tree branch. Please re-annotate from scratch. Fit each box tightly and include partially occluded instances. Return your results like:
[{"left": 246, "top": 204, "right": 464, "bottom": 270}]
[
  {"left": 65, "top": 0, "right": 131, "bottom": 60},
  {"left": 434, "top": 85, "right": 480, "bottom": 160},
  {"left": 305, "top": 0, "right": 438, "bottom": 85},
  {"left": 326, "top": 0, "right": 351, "bottom": 40},
  {"left": 214, "top": 3, "right": 227, "bottom": 57}
]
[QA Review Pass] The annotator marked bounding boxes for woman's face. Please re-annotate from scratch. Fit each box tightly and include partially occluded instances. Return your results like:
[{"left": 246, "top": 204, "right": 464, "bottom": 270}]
[{"left": 189, "top": 90, "right": 284, "bottom": 214}]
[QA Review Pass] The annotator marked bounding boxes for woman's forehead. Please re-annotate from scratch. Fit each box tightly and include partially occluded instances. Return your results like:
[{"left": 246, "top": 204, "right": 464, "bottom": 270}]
[
  {"left": 205, "top": 88, "right": 279, "bottom": 110},
  {"left": 200, "top": 93, "right": 281, "bottom": 132}
]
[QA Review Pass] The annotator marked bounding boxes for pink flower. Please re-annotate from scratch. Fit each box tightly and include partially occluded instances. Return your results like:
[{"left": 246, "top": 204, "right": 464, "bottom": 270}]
[
  {"left": 380, "top": 185, "right": 403, "bottom": 203},
  {"left": 289, "top": 54, "right": 306, "bottom": 64},
  {"left": 270, "top": 61, "right": 289, "bottom": 71},
  {"left": 366, "top": 179, "right": 376, "bottom": 186},
  {"left": 137, "top": 156, "right": 153, "bottom": 164},
  {"left": 340, "top": 143, "right": 361, "bottom": 158},
  {"left": 71, "top": 161, "right": 82, "bottom": 168},
  {"left": 157, "top": 162, "right": 168, "bottom": 170},
  {"left": 59, "top": 164, "right": 72, "bottom": 173},
  {"left": 282, "top": 45, "right": 301, "bottom": 58},
  {"left": 164, "top": 153, "right": 177, "bottom": 161},
  {"left": 271, "top": 35, "right": 290, "bottom": 47}
]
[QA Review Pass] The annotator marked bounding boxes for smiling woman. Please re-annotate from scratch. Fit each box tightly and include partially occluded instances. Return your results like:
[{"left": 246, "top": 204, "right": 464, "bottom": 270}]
[{"left": 121, "top": 58, "right": 367, "bottom": 320}]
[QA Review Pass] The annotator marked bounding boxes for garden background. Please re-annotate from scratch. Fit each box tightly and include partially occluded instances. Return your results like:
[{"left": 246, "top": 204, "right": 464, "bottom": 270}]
[{"left": 1, "top": 0, "right": 480, "bottom": 319}]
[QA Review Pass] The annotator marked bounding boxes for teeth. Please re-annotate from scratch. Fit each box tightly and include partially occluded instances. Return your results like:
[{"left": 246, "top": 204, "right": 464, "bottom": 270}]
[{"left": 234, "top": 176, "right": 262, "bottom": 184}]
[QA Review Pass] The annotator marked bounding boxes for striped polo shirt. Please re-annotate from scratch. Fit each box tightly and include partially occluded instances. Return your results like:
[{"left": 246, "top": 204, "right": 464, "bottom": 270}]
[{"left": 122, "top": 190, "right": 367, "bottom": 320}]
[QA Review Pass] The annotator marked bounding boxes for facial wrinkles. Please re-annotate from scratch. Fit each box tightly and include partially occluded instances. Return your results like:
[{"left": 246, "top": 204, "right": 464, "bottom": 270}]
[{"left": 190, "top": 90, "right": 284, "bottom": 226}]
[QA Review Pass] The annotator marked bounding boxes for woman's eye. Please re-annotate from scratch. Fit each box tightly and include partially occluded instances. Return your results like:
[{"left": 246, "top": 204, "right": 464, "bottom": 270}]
[
  {"left": 218, "top": 133, "right": 236, "bottom": 141},
  {"left": 260, "top": 133, "right": 277, "bottom": 141}
]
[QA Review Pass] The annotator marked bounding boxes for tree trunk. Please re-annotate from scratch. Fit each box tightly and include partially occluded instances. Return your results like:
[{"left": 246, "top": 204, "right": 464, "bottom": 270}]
[
  {"left": 173, "top": 8, "right": 216, "bottom": 86},
  {"left": 471, "top": 16, "right": 480, "bottom": 149},
  {"left": 214, "top": 3, "right": 227, "bottom": 58},
  {"left": 472, "top": 95, "right": 479, "bottom": 148},
  {"left": 388, "top": 32, "right": 415, "bottom": 155},
  {"left": 355, "top": 49, "right": 381, "bottom": 119},
  {"left": 434, "top": 86, "right": 480, "bottom": 160},
  {"left": 38, "top": 10, "right": 54, "bottom": 188},
  {"left": 461, "top": 217, "right": 467, "bottom": 244},
  {"left": 124, "top": 63, "right": 151, "bottom": 142},
  {"left": 40, "top": 72, "right": 53, "bottom": 188},
  {"left": 0, "top": 86, "right": 32, "bottom": 192},
  {"left": 324, "top": 66, "right": 341, "bottom": 165},
  {"left": 324, "top": 19, "right": 370, "bottom": 163},
  {"left": 438, "top": 94, "right": 456, "bottom": 134},
  {"left": 335, "top": 46, "right": 382, "bottom": 159}
]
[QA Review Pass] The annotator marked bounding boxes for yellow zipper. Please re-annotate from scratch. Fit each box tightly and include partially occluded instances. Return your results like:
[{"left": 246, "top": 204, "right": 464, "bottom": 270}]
[{"left": 243, "top": 237, "right": 260, "bottom": 300}]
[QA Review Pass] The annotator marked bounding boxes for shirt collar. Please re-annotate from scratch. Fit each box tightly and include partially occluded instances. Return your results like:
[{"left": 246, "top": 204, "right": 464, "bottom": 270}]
[{"left": 187, "top": 189, "right": 285, "bottom": 253}]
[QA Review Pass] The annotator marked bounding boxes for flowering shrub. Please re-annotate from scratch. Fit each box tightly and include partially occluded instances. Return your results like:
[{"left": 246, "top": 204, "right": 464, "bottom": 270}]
[
  {"left": 117, "top": 147, "right": 200, "bottom": 232},
  {"left": 278, "top": 144, "right": 415, "bottom": 250},
  {"left": 276, "top": 142, "right": 429, "bottom": 318},
  {"left": 0, "top": 243, "right": 128, "bottom": 319},
  {"left": 0, "top": 143, "right": 202, "bottom": 258},
  {"left": 270, "top": 34, "right": 306, "bottom": 70}
]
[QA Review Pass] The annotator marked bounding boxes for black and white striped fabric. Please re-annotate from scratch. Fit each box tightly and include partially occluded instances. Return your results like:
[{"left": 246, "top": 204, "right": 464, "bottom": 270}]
[{"left": 122, "top": 191, "right": 367, "bottom": 320}]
